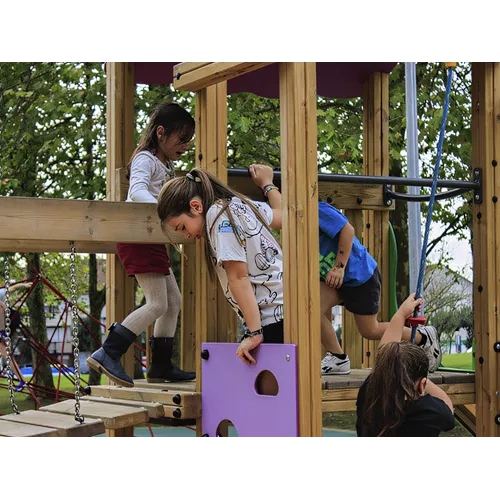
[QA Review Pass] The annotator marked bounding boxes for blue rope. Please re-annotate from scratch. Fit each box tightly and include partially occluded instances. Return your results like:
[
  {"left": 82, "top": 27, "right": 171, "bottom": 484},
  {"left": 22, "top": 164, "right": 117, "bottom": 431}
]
[{"left": 410, "top": 66, "right": 455, "bottom": 343}]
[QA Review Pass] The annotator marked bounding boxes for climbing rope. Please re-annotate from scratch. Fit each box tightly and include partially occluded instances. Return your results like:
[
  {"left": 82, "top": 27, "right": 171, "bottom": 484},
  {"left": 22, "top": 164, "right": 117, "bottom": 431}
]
[{"left": 410, "top": 63, "right": 456, "bottom": 342}]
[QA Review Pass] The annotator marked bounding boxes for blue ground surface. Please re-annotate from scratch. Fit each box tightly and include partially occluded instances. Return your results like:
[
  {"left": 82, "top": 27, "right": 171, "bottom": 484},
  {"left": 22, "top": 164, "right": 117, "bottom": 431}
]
[{"left": 97, "top": 427, "right": 356, "bottom": 437}]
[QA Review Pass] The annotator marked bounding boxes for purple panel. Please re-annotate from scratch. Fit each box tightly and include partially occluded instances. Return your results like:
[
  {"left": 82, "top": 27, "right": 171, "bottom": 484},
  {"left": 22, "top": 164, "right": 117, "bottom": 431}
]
[
  {"left": 133, "top": 62, "right": 398, "bottom": 98},
  {"left": 201, "top": 343, "right": 298, "bottom": 437}
]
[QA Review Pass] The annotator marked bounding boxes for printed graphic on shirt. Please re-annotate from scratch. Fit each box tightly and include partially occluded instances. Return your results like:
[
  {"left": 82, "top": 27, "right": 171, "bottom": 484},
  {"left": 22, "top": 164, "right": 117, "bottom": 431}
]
[{"left": 206, "top": 197, "right": 283, "bottom": 327}]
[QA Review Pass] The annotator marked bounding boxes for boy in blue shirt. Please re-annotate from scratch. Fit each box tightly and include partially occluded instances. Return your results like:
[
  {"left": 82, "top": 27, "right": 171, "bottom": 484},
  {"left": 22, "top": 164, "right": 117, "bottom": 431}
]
[{"left": 318, "top": 202, "right": 441, "bottom": 375}]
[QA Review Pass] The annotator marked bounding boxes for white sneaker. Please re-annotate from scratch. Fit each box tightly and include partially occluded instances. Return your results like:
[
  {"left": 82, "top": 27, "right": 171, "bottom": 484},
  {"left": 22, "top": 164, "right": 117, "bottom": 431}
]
[
  {"left": 321, "top": 352, "right": 351, "bottom": 375},
  {"left": 418, "top": 325, "right": 442, "bottom": 373}
]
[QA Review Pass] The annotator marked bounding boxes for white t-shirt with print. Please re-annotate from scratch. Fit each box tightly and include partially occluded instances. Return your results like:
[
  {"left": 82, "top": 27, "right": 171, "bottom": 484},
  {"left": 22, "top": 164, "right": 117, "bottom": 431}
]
[
  {"left": 127, "top": 151, "right": 175, "bottom": 203},
  {"left": 206, "top": 197, "right": 283, "bottom": 327}
]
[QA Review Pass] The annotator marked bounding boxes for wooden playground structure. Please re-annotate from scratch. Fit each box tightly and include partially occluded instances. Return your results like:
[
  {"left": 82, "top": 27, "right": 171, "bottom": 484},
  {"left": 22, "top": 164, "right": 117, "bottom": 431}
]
[{"left": 0, "top": 62, "right": 498, "bottom": 437}]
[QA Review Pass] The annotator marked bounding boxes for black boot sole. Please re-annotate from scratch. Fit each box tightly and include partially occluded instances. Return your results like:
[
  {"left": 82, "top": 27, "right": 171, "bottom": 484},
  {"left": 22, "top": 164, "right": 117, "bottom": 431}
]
[
  {"left": 87, "top": 357, "right": 134, "bottom": 388},
  {"left": 146, "top": 376, "right": 196, "bottom": 383}
]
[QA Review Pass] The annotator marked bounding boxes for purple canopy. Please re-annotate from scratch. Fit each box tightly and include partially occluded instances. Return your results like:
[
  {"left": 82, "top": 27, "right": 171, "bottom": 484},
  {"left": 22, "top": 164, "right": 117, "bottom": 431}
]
[{"left": 134, "top": 62, "right": 397, "bottom": 99}]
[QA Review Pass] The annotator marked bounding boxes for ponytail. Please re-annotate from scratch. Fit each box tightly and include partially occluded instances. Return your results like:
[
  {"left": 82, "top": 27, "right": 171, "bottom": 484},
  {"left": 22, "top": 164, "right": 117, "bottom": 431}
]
[{"left": 157, "top": 168, "right": 276, "bottom": 278}]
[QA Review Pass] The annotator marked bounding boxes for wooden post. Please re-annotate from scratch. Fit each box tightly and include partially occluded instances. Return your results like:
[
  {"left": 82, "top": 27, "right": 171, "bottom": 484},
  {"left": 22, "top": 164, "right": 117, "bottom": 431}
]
[
  {"left": 362, "top": 72, "right": 390, "bottom": 368},
  {"left": 471, "top": 62, "right": 500, "bottom": 437},
  {"left": 343, "top": 209, "right": 364, "bottom": 368},
  {"left": 187, "top": 82, "right": 238, "bottom": 436},
  {"left": 280, "top": 63, "right": 322, "bottom": 437},
  {"left": 105, "top": 62, "right": 137, "bottom": 391}
]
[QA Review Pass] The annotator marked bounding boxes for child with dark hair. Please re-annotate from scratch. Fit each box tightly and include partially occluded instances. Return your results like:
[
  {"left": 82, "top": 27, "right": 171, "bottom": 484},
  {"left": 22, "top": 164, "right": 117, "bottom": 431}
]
[
  {"left": 355, "top": 293, "right": 455, "bottom": 437},
  {"left": 88, "top": 102, "right": 196, "bottom": 387}
]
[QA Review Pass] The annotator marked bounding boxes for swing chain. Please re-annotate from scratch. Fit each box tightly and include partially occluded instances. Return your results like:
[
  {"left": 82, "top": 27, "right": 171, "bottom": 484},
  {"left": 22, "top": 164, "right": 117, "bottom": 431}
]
[
  {"left": 3, "top": 255, "right": 20, "bottom": 414},
  {"left": 69, "top": 245, "right": 84, "bottom": 424}
]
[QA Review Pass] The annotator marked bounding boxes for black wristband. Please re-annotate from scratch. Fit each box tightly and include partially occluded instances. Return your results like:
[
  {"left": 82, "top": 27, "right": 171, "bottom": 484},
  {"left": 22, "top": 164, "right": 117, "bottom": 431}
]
[{"left": 242, "top": 327, "right": 264, "bottom": 340}]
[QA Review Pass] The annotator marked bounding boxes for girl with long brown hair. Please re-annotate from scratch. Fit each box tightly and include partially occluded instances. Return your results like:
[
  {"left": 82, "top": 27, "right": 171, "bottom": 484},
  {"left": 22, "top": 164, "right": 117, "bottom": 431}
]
[
  {"left": 88, "top": 103, "right": 196, "bottom": 387},
  {"left": 157, "top": 164, "right": 283, "bottom": 366},
  {"left": 356, "top": 293, "right": 455, "bottom": 436}
]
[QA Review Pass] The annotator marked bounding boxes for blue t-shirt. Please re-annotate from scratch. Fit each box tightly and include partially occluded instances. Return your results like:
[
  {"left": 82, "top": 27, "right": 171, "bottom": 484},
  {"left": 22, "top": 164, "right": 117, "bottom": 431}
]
[{"left": 318, "top": 202, "right": 377, "bottom": 287}]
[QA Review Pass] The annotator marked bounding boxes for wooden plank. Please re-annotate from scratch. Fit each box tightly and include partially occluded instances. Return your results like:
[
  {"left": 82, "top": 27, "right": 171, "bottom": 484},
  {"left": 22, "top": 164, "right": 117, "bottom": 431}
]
[
  {"left": 280, "top": 62, "right": 322, "bottom": 437},
  {"left": 173, "top": 62, "right": 210, "bottom": 76},
  {"left": 88, "top": 384, "right": 200, "bottom": 407},
  {"left": 0, "top": 420, "right": 59, "bottom": 437},
  {"left": 225, "top": 174, "right": 393, "bottom": 211},
  {"left": 322, "top": 400, "right": 357, "bottom": 412},
  {"left": 82, "top": 396, "right": 165, "bottom": 418},
  {"left": 0, "top": 240, "right": 118, "bottom": 254},
  {"left": 133, "top": 379, "right": 197, "bottom": 392},
  {"left": 362, "top": 72, "right": 390, "bottom": 368},
  {"left": 343, "top": 210, "right": 364, "bottom": 368},
  {"left": 0, "top": 410, "right": 105, "bottom": 437},
  {"left": 0, "top": 197, "right": 190, "bottom": 246},
  {"left": 39, "top": 400, "right": 148, "bottom": 430},
  {"left": 174, "top": 62, "right": 273, "bottom": 92},
  {"left": 454, "top": 404, "right": 476, "bottom": 435},
  {"left": 472, "top": 62, "right": 499, "bottom": 436},
  {"left": 162, "top": 400, "right": 201, "bottom": 419}
]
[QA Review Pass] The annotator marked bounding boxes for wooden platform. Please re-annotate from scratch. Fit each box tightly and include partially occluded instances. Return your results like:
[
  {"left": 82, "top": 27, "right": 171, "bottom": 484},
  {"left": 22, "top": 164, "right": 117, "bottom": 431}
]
[{"left": 321, "top": 368, "right": 476, "bottom": 413}]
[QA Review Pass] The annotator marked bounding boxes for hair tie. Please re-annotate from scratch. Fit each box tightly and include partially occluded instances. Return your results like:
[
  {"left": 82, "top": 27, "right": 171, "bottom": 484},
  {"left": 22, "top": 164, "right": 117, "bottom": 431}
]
[{"left": 186, "top": 172, "right": 202, "bottom": 183}]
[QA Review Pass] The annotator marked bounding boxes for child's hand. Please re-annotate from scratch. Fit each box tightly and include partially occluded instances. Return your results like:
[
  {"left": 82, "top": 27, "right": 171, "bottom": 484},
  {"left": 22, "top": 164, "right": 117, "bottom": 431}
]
[
  {"left": 236, "top": 333, "right": 264, "bottom": 365},
  {"left": 326, "top": 267, "right": 345, "bottom": 288},
  {"left": 399, "top": 293, "right": 423, "bottom": 319},
  {"left": 249, "top": 164, "right": 274, "bottom": 189}
]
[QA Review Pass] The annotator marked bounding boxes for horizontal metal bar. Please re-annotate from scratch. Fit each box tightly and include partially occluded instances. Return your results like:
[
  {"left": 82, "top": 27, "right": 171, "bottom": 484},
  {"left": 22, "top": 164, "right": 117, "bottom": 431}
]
[
  {"left": 386, "top": 188, "right": 471, "bottom": 203},
  {"left": 226, "top": 168, "right": 478, "bottom": 190}
]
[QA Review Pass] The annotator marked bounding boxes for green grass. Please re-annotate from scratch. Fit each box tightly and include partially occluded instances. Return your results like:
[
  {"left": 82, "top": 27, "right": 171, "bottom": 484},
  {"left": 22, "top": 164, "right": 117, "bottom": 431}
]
[
  {"left": 441, "top": 352, "right": 474, "bottom": 371},
  {"left": 0, "top": 374, "right": 107, "bottom": 415}
]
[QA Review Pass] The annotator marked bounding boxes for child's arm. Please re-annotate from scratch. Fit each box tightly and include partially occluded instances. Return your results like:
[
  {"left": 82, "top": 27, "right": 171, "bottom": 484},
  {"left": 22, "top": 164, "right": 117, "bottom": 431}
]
[
  {"left": 249, "top": 164, "right": 282, "bottom": 229},
  {"left": 325, "top": 223, "right": 354, "bottom": 288},
  {"left": 424, "top": 379, "right": 454, "bottom": 414},
  {"left": 223, "top": 260, "right": 264, "bottom": 365},
  {"left": 380, "top": 293, "right": 423, "bottom": 346}
]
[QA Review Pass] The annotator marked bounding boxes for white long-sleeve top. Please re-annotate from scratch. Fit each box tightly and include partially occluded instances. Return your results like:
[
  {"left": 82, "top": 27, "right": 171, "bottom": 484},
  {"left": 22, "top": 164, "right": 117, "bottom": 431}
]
[{"left": 126, "top": 151, "right": 175, "bottom": 203}]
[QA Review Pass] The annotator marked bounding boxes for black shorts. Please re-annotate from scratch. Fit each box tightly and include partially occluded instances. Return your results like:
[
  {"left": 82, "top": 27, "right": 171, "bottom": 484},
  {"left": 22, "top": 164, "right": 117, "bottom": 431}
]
[
  {"left": 262, "top": 320, "right": 284, "bottom": 344},
  {"left": 338, "top": 267, "right": 381, "bottom": 316}
]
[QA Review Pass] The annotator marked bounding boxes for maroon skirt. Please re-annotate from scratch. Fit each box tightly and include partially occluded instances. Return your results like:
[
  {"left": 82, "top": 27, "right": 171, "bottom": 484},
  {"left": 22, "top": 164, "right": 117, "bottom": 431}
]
[{"left": 116, "top": 243, "right": 171, "bottom": 277}]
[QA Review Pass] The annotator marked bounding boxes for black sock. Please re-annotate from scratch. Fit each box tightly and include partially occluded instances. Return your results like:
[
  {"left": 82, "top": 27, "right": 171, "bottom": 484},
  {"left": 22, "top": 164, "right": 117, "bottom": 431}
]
[
  {"left": 418, "top": 332, "right": 427, "bottom": 347},
  {"left": 332, "top": 353, "right": 347, "bottom": 360}
]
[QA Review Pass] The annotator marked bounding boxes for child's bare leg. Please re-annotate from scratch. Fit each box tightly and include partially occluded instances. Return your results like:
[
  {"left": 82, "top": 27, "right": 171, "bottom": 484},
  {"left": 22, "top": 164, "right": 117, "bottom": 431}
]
[
  {"left": 320, "top": 282, "right": 344, "bottom": 354},
  {"left": 354, "top": 315, "right": 422, "bottom": 344}
]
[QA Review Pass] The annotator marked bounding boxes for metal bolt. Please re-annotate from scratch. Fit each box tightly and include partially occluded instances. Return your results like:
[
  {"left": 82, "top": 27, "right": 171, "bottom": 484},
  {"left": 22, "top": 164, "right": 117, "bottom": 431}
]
[
  {"left": 477, "top": 212, "right": 482, "bottom": 219},
  {"left": 478, "top": 285, "right": 483, "bottom": 293},
  {"left": 495, "top": 414, "right": 500, "bottom": 425},
  {"left": 494, "top": 342, "right": 500, "bottom": 353},
  {"left": 198, "top": 153, "right": 203, "bottom": 161},
  {"left": 173, "top": 394, "right": 182, "bottom": 405},
  {"left": 479, "top": 356, "right": 484, "bottom": 364},
  {"left": 385, "top": 199, "right": 393, "bottom": 206},
  {"left": 327, "top": 196, "right": 333, "bottom": 203},
  {"left": 176, "top": 72, "right": 181, "bottom": 80},
  {"left": 286, "top": 354, "right": 290, "bottom": 361},
  {"left": 366, "top": 351, "right": 371, "bottom": 358},
  {"left": 475, "top": 194, "right": 480, "bottom": 201},
  {"left": 356, "top": 197, "right": 363, "bottom": 205},
  {"left": 493, "top": 196, "right": 498, "bottom": 203},
  {"left": 173, "top": 408, "right": 182, "bottom": 419},
  {"left": 201, "top": 349, "right": 210, "bottom": 360},
  {"left": 366, "top": 223, "right": 371, "bottom": 229},
  {"left": 493, "top": 160, "right": 498, "bottom": 167}
]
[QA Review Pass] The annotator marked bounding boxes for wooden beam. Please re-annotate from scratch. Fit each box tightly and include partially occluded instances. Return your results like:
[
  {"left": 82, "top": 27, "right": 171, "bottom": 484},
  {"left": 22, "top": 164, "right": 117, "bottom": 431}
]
[
  {"left": 362, "top": 72, "right": 390, "bottom": 369},
  {"left": 173, "top": 62, "right": 273, "bottom": 91},
  {"left": 343, "top": 210, "right": 364, "bottom": 368},
  {"left": 280, "top": 62, "right": 322, "bottom": 437},
  {"left": 0, "top": 240, "right": 118, "bottom": 254},
  {"left": 0, "top": 197, "right": 189, "bottom": 246},
  {"left": 105, "top": 62, "right": 137, "bottom": 383},
  {"left": 222, "top": 174, "right": 394, "bottom": 211},
  {"left": 471, "top": 62, "right": 500, "bottom": 437}
]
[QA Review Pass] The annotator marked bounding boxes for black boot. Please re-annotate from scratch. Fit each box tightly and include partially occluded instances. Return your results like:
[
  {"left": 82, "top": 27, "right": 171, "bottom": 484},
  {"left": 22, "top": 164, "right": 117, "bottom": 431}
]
[
  {"left": 147, "top": 336, "right": 196, "bottom": 382},
  {"left": 87, "top": 323, "right": 136, "bottom": 387}
]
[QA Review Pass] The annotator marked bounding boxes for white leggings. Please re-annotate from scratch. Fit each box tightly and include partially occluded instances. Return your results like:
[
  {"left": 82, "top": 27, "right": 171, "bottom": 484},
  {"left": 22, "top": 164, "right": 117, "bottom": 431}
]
[{"left": 121, "top": 272, "right": 181, "bottom": 338}]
